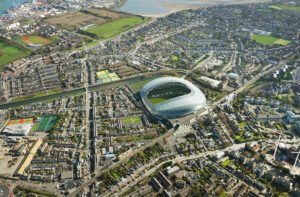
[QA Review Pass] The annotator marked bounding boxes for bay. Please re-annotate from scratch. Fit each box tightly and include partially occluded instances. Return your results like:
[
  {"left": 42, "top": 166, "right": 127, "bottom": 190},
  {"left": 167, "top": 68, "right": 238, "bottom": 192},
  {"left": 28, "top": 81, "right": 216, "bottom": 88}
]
[
  {"left": 0, "top": 0, "right": 28, "bottom": 15},
  {"left": 115, "top": 0, "right": 217, "bottom": 16}
]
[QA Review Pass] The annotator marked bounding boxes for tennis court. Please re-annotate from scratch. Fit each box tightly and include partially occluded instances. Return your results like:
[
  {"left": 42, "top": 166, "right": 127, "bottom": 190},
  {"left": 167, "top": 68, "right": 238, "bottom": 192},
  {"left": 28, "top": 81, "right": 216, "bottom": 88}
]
[{"left": 35, "top": 115, "right": 57, "bottom": 131}]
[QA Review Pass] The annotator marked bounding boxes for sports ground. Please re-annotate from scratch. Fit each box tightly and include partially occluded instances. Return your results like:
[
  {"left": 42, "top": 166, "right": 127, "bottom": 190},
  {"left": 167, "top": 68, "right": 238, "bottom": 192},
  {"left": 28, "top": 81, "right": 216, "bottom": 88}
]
[
  {"left": 0, "top": 42, "right": 31, "bottom": 66},
  {"left": 8, "top": 118, "right": 34, "bottom": 126},
  {"left": 96, "top": 70, "right": 120, "bottom": 83},
  {"left": 85, "top": 17, "right": 145, "bottom": 39},
  {"left": 21, "top": 36, "right": 51, "bottom": 46},
  {"left": 35, "top": 115, "right": 57, "bottom": 132},
  {"left": 250, "top": 35, "right": 291, "bottom": 46}
]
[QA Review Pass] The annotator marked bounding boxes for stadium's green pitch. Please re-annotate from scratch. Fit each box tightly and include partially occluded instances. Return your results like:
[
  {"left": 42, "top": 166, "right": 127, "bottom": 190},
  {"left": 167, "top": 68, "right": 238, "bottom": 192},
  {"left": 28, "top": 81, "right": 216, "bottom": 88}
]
[
  {"left": 250, "top": 35, "right": 291, "bottom": 46},
  {"left": 124, "top": 116, "right": 141, "bottom": 124},
  {"left": 85, "top": 17, "right": 145, "bottom": 39},
  {"left": 148, "top": 94, "right": 180, "bottom": 104},
  {"left": 148, "top": 98, "right": 167, "bottom": 104},
  {"left": 35, "top": 115, "right": 58, "bottom": 132}
]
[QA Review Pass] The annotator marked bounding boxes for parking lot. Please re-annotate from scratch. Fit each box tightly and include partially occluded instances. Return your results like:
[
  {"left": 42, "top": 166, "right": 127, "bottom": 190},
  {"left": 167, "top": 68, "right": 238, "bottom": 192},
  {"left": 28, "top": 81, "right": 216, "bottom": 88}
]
[{"left": 0, "top": 139, "right": 25, "bottom": 176}]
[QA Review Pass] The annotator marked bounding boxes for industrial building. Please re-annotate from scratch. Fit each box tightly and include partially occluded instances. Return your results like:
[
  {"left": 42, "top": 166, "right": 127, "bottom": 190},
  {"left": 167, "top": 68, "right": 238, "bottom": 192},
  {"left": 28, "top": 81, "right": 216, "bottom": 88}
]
[{"left": 2, "top": 119, "right": 34, "bottom": 136}]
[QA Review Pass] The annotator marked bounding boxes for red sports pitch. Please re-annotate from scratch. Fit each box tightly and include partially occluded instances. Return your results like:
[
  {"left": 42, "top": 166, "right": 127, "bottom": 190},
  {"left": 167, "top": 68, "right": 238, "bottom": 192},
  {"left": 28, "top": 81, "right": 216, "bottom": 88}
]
[
  {"left": 8, "top": 118, "right": 34, "bottom": 125},
  {"left": 21, "top": 36, "right": 51, "bottom": 45}
]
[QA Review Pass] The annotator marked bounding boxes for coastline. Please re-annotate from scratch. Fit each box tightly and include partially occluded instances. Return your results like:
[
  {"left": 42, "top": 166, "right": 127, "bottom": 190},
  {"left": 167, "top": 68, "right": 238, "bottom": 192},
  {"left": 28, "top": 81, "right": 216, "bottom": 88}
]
[
  {"left": 120, "top": 0, "right": 272, "bottom": 18},
  {"left": 110, "top": 0, "right": 128, "bottom": 9},
  {"left": 0, "top": 0, "right": 29, "bottom": 16}
]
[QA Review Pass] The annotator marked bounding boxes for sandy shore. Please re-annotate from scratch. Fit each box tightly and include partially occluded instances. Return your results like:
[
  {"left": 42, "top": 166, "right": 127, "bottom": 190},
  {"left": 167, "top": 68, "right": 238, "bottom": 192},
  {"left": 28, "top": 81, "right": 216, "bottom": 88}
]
[{"left": 140, "top": 0, "right": 271, "bottom": 17}]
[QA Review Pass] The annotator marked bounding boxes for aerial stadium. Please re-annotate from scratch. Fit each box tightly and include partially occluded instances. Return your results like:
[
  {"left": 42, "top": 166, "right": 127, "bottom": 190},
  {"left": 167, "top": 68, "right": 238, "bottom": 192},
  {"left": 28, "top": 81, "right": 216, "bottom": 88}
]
[{"left": 140, "top": 77, "right": 206, "bottom": 119}]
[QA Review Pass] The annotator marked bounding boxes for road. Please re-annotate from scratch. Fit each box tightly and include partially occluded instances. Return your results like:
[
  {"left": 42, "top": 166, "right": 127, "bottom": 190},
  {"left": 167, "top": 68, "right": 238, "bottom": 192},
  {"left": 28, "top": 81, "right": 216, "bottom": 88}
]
[
  {"left": 114, "top": 138, "right": 300, "bottom": 196},
  {"left": 67, "top": 128, "right": 175, "bottom": 197},
  {"left": 67, "top": 54, "right": 296, "bottom": 197},
  {"left": 210, "top": 55, "right": 295, "bottom": 109},
  {"left": 182, "top": 50, "right": 214, "bottom": 79}
]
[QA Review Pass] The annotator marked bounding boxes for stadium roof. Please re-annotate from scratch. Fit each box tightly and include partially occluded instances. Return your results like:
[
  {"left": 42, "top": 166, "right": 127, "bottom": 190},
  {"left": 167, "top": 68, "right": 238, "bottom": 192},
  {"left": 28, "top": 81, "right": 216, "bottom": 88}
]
[{"left": 140, "top": 77, "right": 206, "bottom": 119}]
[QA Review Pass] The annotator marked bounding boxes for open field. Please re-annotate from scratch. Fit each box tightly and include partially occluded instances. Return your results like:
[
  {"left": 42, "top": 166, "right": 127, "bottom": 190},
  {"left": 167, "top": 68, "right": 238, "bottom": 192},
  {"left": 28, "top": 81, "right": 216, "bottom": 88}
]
[
  {"left": 270, "top": 4, "right": 300, "bottom": 12},
  {"left": 273, "top": 39, "right": 291, "bottom": 45},
  {"left": 0, "top": 42, "right": 31, "bottom": 67},
  {"left": 45, "top": 8, "right": 134, "bottom": 31},
  {"left": 85, "top": 17, "right": 145, "bottom": 39},
  {"left": 250, "top": 35, "right": 291, "bottom": 46},
  {"left": 124, "top": 116, "right": 141, "bottom": 124},
  {"left": 21, "top": 36, "right": 51, "bottom": 45}
]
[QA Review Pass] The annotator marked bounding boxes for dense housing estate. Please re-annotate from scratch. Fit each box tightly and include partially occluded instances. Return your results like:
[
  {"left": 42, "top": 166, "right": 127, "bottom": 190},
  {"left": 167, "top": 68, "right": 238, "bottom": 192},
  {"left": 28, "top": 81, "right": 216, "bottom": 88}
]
[{"left": 0, "top": 0, "right": 300, "bottom": 196}]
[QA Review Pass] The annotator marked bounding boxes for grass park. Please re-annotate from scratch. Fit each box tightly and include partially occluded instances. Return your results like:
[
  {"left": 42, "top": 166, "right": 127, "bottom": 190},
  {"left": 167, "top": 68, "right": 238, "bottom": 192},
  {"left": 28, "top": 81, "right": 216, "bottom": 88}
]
[
  {"left": 12, "top": 89, "right": 61, "bottom": 102},
  {"left": 85, "top": 17, "right": 145, "bottom": 39},
  {"left": 250, "top": 35, "right": 291, "bottom": 46},
  {"left": 124, "top": 116, "right": 141, "bottom": 124},
  {"left": 0, "top": 42, "right": 31, "bottom": 67}
]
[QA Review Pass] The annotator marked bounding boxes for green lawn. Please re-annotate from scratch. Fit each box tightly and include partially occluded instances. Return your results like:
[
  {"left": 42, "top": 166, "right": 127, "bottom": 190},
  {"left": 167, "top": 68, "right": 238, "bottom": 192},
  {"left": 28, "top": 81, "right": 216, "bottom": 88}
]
[
  {"left": 85, "top": 17, "right": 145, "bottom": 39},
  {"left": 111, "top": 172, "right": 121, "bottom": 179},
  {"left": 148, "top": 97, "right": 167, "bottom": 104},
  {"left": 274, "top": 39, "right": 291, "bottom": 45},
  {"left": 219, "top": 192, "right": 228, "bottom": 197},
  {"left": 250, "top": 35, "right": 290, "bottom": 46},
  {"left": 12, "top": 89, "right": 62, "bottom": 102},
  {"left": 221, "top": 159, "right": 231, "bottom": 167},
  {"left": 272, "top": 4, "right": 300, "bottom": 12},
  {"left": 0, "top": 42, "right": 31, "bottom": 66},
  {"left": 124, "top": 116, "right": 141, "bottom": 124},
  {"left": 269, "top": 5, "right": 282, "bottom": 10}
]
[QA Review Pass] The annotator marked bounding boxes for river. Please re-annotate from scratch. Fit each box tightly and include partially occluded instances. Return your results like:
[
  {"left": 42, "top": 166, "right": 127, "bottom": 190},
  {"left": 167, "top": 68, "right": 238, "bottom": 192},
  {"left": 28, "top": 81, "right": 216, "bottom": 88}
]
[{"left": 0, "top": 0, "right": 28, "bottom": 15}]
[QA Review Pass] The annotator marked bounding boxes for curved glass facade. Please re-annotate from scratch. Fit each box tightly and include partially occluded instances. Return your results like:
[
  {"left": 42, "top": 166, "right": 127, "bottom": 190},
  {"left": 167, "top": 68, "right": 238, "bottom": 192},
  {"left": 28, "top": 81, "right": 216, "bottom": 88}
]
[{"left": 140, "top": 77, "right": 206, "bottom": 119}]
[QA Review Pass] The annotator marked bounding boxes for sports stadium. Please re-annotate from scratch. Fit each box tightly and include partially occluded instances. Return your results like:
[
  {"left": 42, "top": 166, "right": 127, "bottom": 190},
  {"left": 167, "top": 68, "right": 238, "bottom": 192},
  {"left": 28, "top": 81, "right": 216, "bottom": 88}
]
[{"left": 140, "top": 77, "right": 206, "bottom": 119}]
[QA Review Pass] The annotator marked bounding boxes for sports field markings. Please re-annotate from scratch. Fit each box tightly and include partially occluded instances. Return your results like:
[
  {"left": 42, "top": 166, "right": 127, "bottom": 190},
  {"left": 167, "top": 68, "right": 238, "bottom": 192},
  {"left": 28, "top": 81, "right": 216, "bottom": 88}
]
[{"left": 21, "top": 36, "right": 51, "bottom": 46}]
